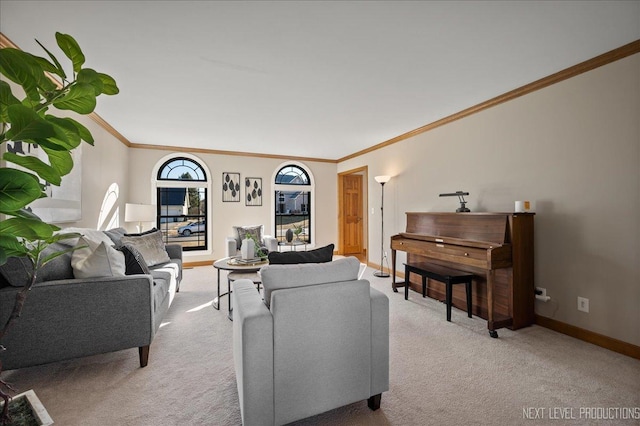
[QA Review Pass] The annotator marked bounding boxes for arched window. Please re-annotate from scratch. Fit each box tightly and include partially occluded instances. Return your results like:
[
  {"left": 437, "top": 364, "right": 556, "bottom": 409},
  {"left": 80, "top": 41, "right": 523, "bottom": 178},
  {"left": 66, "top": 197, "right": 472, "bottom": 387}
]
[
  {"left": 273, "top": 163, "right": 314, "bottom": 247},
  {"left": 155, "top": 156, "right": 209, "bottom": 252}
]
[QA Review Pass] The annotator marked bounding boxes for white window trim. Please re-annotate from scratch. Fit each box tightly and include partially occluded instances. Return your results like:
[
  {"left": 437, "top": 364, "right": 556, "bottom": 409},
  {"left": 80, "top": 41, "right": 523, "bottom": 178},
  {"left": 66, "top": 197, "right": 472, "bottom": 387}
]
[
  {"left": 152, "top": 153, "right": 212, "bottom": 257},
  {"left": 271, "top": 161, "right": 315, "bottom": 249}
]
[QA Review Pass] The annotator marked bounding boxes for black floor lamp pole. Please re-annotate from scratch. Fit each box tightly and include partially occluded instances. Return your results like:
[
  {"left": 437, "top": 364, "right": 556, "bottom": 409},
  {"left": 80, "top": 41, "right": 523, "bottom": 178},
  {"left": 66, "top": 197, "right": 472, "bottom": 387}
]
[{"left": 373, "top": 176, "right": 390, "bottom": 278}]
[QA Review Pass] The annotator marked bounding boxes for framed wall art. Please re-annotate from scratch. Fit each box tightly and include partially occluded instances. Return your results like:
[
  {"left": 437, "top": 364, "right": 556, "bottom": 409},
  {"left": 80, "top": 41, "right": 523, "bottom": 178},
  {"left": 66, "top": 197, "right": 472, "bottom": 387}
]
[
  {"left": 222, "top": 172, "right": 240, "bottom": 202},
  {"left": 245, "top": 177, "right": 262, "bottom": 206}
]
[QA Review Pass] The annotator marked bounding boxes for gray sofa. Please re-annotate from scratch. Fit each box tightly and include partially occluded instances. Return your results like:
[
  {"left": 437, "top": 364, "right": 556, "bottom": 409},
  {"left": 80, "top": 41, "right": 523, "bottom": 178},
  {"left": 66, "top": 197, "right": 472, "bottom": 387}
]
[
  {"left": 232, "top": 257, "right": 389, "bottom": 426},
  {"left": 0, "top": 227, "right": 182, "bottom": 371}
]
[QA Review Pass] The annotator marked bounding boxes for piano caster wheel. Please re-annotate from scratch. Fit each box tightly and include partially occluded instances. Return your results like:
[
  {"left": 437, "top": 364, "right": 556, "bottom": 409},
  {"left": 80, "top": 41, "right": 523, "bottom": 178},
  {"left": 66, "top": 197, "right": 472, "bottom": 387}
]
[{"left": 489, "top": 330, "right": 499, "bottom": 338}]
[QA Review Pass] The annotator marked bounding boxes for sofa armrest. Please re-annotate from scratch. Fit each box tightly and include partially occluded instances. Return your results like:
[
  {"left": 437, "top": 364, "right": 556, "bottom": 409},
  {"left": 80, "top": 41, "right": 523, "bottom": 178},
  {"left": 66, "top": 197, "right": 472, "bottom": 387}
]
[
  {"left": 165, "top": 244, "right": 182, "bottom": 262},
  {"left": 370, "top": 287, "right": 390, "bottom": 396},
  {"left": 232, "top": 279, "right": 274, "bottom": 426},
  {"left": 264, "top": 235, "right": 278, "bottom": 253}
]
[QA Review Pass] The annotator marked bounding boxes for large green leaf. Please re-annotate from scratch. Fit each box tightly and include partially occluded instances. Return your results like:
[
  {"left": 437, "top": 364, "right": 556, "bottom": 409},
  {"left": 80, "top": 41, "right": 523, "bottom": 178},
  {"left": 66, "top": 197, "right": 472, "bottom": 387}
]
[
  {"left": 41, "top": 145, "right": 73, "bottom": 176},
  {"left": 97, "top": 72, "right": 119, "bottom": 95},
  {"left": 0, "top": 217, "right": 59, "bottom": 240},
  {"left": 5, "top": 104, "right": 55, "bottom": 141},
  {"left": 64, "top": 117, "right": 94, "bottom": 144},
  {"left": 45, "top": 115, "right": 81, "bottom": 149},
  {"left": 0, "top": 48, "right": 42, "bottom": 102},
  {"left": 35, "top": 38, "right": 67, "bottom": 80},
  {"left": 0, "top": 235, "right": 28, "bottom": 262},
  {"left": 0, "top": 168, "right": 42, "bottom": 213},
  {"left": 78, "top": 68, "right": 103, "bottom": 96},
  {"left": 0, "top": 80, "right": 21, "bottom": 122},
  {"left": 2, "top": 151, "right": 62, "bottom": 185},
  {"left": 55, "top": 32, "right": 85, "bottom": 73},
  {"left": 52, "top": 83, "right": 96, "bottom": 114}
]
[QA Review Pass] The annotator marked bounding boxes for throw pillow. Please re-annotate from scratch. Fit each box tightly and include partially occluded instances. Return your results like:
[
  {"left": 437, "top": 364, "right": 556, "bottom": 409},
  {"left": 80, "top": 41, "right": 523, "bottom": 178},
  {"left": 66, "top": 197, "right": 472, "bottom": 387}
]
[
  {"left": 0, "top": 242, "right": 75, "bottom": 287},
  {"left": 71, "top": 237, "right": 126, "bottom": 279},
  {"left": 233, "top": 225, "right": 264, "bottom": 248},
  {"left": 267, "top": 243, "right": 334, "bottom": 265},
  {"left": 120, "top": 228, "right": 171, "bottom": 267},
  {"left": 117, "top": 244, "right": 151, "bottom": 275},
  {"left": 56, "top": 227, "right": 115, "bottom": 248}
]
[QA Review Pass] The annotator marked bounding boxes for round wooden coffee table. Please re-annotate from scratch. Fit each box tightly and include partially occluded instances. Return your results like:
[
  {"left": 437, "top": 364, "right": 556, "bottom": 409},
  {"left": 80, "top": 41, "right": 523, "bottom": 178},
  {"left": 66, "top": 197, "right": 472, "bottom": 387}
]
[{"left": 212, "top": 257, "right": 267, "bottom": 320}]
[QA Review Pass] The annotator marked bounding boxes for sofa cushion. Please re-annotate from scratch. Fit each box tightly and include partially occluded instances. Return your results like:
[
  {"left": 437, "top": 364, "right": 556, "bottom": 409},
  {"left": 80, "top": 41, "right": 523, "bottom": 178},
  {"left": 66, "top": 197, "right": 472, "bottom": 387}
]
[
  {"left": 261, "top": 257, "right": 360, "bottom": 307},
  {"left": 233, "top": 225, "right": 264, "bottom": 247},
  {"left": 120, "top": 229, "right": 170, "bottom": 267},
  {"left": 71, "top": 236, "right": 126, "bottom": 279},
  {"left": 0, "top": 242, "right": 75, "bottom": 287},
  {"left": 117, "top": 244, "right": 151, "bottom": 275},
  {"left": 57, "top": 227, "right": 115, "bottom": 248},
  {"left": 104, "top": 227, "right": 128, "bottom": 245},
  {"left": 267, "top": 244, "right": 334, "bottom": 265}
]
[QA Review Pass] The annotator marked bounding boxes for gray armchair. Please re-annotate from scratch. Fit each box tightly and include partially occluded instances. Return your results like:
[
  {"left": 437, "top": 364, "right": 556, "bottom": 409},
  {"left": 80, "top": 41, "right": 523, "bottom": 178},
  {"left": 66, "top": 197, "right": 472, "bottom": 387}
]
[
  {"left": 232, "top": 257, "right": 389, "bottom": 425},
  {"left": 225, "top": 225, "right": 278, "bottom": 258}
]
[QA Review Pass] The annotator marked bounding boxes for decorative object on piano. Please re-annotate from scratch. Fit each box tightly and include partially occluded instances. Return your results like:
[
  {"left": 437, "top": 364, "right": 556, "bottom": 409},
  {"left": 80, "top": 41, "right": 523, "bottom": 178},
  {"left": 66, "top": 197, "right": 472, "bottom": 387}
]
[
  {"left": 373, "top": 175, "right": 392, "bottom": 278},
  {"left": 439, "top": 191, "right": 470, "bottom": 212},
  {"left": 515, "top": 200, "right": 533, "bottom": 213}
]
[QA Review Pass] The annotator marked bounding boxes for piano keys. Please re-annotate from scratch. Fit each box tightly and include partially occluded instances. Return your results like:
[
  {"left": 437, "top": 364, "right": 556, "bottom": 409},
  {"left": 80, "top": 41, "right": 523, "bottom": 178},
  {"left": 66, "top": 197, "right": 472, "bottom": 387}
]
[{"left": 391, "top": 212, "right": 535, "bottom": 337}]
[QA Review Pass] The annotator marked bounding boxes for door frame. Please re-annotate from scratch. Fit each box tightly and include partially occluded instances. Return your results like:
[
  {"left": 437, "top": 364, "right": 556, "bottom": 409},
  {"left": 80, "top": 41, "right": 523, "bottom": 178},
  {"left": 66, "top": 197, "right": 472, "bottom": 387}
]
[{"left": 337, "top": 166, "right": 368, "bottom": 259}]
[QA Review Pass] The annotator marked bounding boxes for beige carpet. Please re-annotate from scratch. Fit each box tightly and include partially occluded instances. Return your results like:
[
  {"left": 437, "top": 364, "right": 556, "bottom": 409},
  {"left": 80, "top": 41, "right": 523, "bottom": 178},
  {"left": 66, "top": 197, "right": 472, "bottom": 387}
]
[{"left": 3, "top": 265, "right": 639, "bottom": 425}]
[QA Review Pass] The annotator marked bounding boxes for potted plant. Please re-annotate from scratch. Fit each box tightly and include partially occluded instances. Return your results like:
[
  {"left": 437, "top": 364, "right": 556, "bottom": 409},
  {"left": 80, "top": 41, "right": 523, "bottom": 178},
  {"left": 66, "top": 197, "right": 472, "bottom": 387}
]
[{"left": 0, "top": 32, "right": 118, "bottom": 425}]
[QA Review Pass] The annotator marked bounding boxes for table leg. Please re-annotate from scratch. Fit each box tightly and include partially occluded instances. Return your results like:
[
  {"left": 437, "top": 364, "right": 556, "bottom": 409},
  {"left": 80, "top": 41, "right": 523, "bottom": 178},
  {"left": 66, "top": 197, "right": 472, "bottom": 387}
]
[{"left": 212, "top": 268, "right": 221, "bottom": 310}]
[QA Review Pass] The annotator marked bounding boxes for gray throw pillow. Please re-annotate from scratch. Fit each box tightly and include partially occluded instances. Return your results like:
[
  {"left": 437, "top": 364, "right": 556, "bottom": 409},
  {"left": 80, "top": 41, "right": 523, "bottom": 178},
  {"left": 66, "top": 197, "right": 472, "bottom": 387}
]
[
  {"left": 120, "top": 229, "right": 171, "bottom": 267},
  {"left": 233, "top": 225, "right": 264, "bottom": 247},
  {"left": 0, "top": 242, "right": 75, "bottom": 287}
]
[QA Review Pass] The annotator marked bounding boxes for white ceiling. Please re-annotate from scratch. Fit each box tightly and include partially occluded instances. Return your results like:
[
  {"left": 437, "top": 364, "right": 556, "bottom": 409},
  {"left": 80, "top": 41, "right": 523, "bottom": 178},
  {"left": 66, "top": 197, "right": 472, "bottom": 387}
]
[{"left": 1, "top": 1, "right": 639, "bottom": 161}]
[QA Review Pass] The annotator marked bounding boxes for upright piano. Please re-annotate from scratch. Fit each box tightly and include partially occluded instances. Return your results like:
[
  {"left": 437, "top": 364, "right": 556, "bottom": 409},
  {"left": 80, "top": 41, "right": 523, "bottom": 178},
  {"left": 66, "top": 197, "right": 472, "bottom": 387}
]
[{"left": 391, "top": 212, "right": 535, "bottom": 336}]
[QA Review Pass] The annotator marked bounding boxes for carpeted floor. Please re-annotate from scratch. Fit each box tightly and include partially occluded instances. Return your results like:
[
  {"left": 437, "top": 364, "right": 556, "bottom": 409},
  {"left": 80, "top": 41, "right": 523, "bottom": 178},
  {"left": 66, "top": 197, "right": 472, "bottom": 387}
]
[{"left": 3, "top": 264, "right": 639, "bottom": 425}]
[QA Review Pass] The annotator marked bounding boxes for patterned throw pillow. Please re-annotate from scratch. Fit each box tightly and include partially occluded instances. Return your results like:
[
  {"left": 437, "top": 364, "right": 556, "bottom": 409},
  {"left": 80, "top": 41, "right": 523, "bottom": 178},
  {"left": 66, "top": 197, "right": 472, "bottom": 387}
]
[
  {"left": 233, "top": 225, "right": 264, "bottom": 247},
  {"left": 121, "top": 228, "right": 171, "bottom": 267}
]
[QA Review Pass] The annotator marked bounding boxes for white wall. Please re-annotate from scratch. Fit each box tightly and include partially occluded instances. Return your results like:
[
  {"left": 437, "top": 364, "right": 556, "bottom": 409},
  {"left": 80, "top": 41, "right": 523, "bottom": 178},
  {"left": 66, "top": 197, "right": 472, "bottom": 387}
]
[{"left": 338, "top": 54, "right": 640, "bottom": 346}]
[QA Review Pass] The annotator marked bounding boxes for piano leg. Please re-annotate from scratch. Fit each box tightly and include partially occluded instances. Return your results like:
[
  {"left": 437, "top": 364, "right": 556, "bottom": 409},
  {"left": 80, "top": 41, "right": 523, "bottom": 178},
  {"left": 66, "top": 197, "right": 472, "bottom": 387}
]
[{"left": 487, "top": 270, "right": 498, "bottom": 338}]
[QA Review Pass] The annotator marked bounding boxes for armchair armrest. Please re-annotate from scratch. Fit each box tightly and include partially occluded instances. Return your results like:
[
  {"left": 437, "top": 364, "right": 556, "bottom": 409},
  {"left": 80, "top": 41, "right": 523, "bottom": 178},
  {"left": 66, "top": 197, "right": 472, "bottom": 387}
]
[
  {"left": 263, "top": 235, "right": 278, "bottom": 253},
  {"left": 226, "top": 236, "right": 238, "bottom": 258},
  {"left": 232, "top": 279, "right": 274, "bottom": 425}
]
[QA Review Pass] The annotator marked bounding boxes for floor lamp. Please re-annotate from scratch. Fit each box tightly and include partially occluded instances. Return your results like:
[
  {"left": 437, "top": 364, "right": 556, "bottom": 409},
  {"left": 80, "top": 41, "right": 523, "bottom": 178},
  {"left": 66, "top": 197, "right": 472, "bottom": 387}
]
[{"left": 373, "top": 175, "right": 391, "bottom": 278}]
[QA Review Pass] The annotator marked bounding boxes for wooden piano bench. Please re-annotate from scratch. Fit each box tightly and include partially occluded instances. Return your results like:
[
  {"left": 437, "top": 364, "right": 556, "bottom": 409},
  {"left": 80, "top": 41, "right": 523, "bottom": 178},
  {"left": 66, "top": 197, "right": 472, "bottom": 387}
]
[{"left": 403, "top": 262, "right": 474, "bottom": 323}]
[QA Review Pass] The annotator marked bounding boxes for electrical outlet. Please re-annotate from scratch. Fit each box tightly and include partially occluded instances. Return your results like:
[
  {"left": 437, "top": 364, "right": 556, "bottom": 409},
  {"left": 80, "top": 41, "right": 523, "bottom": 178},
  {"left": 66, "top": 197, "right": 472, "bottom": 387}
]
[{"left": 577, "top": 296, "right": 589, "bottom": 313}]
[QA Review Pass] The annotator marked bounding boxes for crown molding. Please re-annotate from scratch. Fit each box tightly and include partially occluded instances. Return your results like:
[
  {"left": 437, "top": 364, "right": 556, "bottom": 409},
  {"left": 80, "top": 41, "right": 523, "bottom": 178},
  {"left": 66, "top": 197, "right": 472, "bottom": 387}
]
[
  {"left": 338, "top": 39, "right": 640, "bottom": 163},
  {"left": 127, "top": 142, "right": 337, "bottom": 164}
]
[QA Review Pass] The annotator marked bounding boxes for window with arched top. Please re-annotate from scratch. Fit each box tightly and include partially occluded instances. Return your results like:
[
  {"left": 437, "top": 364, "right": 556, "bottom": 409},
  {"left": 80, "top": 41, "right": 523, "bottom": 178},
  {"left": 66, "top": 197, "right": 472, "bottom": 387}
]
[
  {"left": 155, "top": 156, "right": 209, "bottom": 252},
  {"left": 273, "top": 163, "right": 314, "bottom": 247}
]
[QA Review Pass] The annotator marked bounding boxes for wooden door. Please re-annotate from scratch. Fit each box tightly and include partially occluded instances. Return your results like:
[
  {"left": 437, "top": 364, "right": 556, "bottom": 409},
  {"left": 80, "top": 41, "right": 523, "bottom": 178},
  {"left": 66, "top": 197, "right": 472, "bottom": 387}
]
[{"left": 343, "top": 174, "right": 363, "bottom": 254}]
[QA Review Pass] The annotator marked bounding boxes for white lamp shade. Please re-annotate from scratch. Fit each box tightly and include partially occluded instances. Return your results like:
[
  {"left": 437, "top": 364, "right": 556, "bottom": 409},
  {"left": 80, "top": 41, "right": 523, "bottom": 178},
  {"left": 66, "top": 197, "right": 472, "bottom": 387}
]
[
  {"left": 374, "top": 175, "right": 391, "bottom": 184},
  {"left": 125, "top": 203, "right": 156, "bottom": 223}
]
